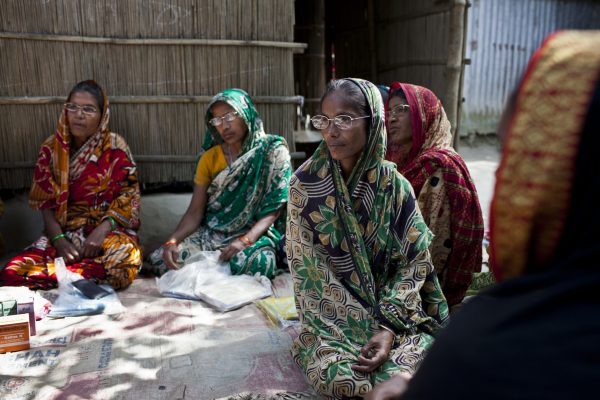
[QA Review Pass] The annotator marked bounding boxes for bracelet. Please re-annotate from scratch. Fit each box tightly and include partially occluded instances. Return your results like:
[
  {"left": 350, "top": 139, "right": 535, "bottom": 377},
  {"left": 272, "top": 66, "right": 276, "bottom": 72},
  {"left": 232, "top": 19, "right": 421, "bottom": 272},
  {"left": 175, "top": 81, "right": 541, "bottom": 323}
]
[
  {"left": 379, "top": 324, "right": 396, "bottom": 337},
  {"left": 106, "top": 216, "right": 117, "bottom": 231},
  {"left": 163, "top": 239, "right": 178, "bottom": 248},
  {"left": 238, "top": 235, "right": 254, "bottom": 246},
  {"left": 50, "top": 232, "right": 66, "bottom": 244}
]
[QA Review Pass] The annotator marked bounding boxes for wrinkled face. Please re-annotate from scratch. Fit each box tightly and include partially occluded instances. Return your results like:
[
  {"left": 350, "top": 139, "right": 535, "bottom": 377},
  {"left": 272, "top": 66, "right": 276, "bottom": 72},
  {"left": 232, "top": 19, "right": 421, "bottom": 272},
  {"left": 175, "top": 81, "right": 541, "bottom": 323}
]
[
  {"left": 67, "top": 91, "right": 102, "bottom": 144},
  {"left": 210, "top": 101, "right": 248, "bottom": 146},
  {"left": 386, "top": 95, "right": 413, "bottom": 147},
  {"left": 320, "top": 91, "right": 368, "bottom": 171}
]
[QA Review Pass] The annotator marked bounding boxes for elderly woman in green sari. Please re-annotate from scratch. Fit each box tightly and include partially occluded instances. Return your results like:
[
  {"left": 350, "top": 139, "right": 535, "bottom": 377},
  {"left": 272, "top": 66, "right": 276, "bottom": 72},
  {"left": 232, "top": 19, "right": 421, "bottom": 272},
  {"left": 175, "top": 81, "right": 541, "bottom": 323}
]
[
  {"left": 286, "top": 78, "right": 448, "bottom": 399},
  {"left": 148, "top": 89, "right": 292, "bottom": 278}
]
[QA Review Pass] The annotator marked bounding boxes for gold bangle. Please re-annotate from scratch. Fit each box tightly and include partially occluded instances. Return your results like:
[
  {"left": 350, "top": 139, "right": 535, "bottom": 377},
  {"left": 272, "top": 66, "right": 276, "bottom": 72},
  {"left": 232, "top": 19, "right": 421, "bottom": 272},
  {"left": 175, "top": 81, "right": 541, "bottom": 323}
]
[{"left": 239, "top": 235, "right": 253, "bottom": 246}]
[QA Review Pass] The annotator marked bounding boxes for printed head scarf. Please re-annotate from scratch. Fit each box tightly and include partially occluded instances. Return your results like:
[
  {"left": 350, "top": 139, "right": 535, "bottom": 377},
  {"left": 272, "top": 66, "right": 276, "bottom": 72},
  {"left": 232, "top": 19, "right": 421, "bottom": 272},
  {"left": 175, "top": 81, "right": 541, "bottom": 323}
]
[
  {"left": 29, "top": 80, "right": 109, "bottom": 226},
  {"left": 310, "top": 78, "right": 390, "bottom": 192},
  {"left": 202, "top": 88, "right": 266, "bottom": 154},
  {"left": 490, "top": 30, "right": 600, "bottom": 280},
  {"left": 385, "top": 82, "right": 452, "bottom": 169}
]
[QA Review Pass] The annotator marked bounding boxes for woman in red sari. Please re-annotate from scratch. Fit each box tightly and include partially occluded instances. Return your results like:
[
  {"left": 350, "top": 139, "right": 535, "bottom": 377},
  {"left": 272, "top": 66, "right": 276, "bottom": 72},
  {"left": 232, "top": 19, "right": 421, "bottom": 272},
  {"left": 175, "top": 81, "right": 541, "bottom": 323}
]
[
  {"left": 367, "top": 29, "right": 600, "bottom": 400},
  {"left": 1, "top": 80, "right": 142, "bottom": 290},
  {"left": 385, "top": 83, "right": 484, "bottom": 307}
]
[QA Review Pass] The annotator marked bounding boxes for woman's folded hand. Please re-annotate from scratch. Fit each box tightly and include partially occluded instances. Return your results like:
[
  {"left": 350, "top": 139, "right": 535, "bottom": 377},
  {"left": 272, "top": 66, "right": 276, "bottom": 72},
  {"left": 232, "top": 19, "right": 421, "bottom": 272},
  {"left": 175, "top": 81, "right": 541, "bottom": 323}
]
[
  {"left": 81, "top": 221, "right": 111, "bottom": 259},
  {"left": 53, "top": 237, "right": 81, "bottom": 263},
  {"left": 162, "top": 243, "right": 180, "bottom": 270},
  {"left": 351, "top": 328, "right": 395, "bottom": 373},
  {"left": 219, "top": 238, "right": 248, "bottom": 262}
]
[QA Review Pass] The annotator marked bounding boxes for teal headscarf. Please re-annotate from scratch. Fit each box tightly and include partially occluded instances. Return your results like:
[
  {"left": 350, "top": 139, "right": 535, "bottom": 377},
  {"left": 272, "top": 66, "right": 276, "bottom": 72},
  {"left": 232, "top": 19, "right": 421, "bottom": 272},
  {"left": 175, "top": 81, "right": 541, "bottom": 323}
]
[
  {"left": 202, "top": 88, "right": 266, "bottom": 154},
  {"left": 200, "top": 88, "right": 291, "bottom": 231}
]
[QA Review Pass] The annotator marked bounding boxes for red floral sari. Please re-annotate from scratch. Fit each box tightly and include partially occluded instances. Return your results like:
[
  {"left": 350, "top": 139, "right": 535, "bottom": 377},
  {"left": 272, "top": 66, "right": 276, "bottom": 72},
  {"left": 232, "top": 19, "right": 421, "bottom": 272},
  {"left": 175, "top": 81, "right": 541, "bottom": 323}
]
[
  {"left": 385, "top": 83, "right": 484, "bottom": 306},
  {"left": 1, "top": 83, "right": 142, "bottom": 290}
]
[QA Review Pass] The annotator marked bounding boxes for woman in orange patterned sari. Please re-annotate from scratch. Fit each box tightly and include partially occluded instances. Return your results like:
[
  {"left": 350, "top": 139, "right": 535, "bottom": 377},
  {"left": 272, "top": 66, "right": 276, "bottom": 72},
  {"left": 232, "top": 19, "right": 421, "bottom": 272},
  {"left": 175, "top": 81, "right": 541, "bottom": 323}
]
[
  {"left": 0, "top": 80, "right": 142, "bottom": 290},
  {"left": 385, "top": 84, "right": 484, "bottom": 307}
]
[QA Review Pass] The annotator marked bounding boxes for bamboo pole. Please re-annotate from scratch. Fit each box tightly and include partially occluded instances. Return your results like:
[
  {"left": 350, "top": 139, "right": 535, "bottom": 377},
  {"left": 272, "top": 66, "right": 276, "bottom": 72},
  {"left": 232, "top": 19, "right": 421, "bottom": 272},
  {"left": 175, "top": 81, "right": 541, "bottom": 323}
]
[
  {"left": 367, "top": 0, "right": 378, "bottom": 83},
  {"left": 0, "top": 152, "right": 307, "bottom": 168},
  {"left": 444, "top": 0, "right": 467, "bottom": 149},
  {"left": 0, "top": 31, "right": 307, "bottom": 52},
  {"left": 454, "top": 0, "right": 471, "bottom": 149},
  {"left": 0, "top": 95, "right": 305, "bottom": 105}
]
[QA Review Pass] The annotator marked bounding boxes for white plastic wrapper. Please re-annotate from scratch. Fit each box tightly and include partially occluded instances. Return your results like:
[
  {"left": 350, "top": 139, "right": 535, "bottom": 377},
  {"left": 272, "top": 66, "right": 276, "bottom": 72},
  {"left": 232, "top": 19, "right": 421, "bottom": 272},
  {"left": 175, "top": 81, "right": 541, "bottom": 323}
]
[
  {"left": 48, "top": 257, "right": 125, "bottom": 317},
  {"left": 156, "top": 251, "right": 273, "bottom": 311}
]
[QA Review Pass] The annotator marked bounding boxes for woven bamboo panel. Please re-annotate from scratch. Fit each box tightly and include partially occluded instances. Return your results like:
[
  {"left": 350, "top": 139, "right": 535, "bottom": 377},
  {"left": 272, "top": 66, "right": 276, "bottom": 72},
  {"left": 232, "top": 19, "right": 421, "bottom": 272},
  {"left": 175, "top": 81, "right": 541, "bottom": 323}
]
[{"left": 0, "top": 0, "right": 301, "bottom": 190}]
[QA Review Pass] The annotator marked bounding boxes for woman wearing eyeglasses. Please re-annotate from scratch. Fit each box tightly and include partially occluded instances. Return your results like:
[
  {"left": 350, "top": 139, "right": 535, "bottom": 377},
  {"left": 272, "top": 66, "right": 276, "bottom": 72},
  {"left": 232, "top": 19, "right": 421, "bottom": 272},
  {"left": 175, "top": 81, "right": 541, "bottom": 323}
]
[
  {"left": 1, "top": 80, "right": 142, "bottom": 290},
  {"left": 385, "top": 83, "right": 484, "bottom": 307},
  {"left": 286, "top": 78, "right": 448, "bottom": 399},
  {"left": 147, "top": 89, "right": 292, "bottom": 279}
]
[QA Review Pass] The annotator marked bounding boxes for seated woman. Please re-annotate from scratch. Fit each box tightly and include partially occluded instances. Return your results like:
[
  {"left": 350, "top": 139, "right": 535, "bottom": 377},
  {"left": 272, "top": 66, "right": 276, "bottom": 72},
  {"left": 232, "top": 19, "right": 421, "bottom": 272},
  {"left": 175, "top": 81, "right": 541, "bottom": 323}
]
[
  {"left": 1, "top": 80, "right": 142, "bottom": 290},
  {"left": 366, "top": 30, "right": 600, "bottom": 400},
  {"left": 385, "top": 83, "right": 484, "bottom": 307},
  {"left": 286, "top": 78, "right": 448, "bottom": 399},
  {"left": 147, "top": 89, "right": 292, "bottom": 278}
]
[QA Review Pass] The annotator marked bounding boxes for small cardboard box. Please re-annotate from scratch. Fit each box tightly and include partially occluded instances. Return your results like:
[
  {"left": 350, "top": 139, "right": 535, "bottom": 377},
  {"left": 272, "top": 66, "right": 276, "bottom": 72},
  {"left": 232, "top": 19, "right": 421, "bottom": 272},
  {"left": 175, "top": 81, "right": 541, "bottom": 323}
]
[
  {"left": 17, "top": 299, "right": 36, "bottom": 336},
  {"left": 0, "top": 314, "right": 30, "bottom": 353}
]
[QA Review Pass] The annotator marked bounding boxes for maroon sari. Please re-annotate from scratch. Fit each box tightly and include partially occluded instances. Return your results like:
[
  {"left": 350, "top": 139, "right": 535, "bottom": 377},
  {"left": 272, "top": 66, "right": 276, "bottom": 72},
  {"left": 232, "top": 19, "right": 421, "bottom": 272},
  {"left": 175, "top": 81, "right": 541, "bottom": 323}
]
[{"left": 385, "top": 82, "right": 484, "bottom": 306}]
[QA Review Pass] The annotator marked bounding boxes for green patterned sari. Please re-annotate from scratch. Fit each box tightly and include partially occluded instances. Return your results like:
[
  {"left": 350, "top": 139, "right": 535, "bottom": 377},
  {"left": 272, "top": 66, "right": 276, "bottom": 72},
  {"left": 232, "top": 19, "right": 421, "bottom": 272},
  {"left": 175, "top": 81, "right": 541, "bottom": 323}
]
[
  {"left": 286, "top": 79, "right": 448, "bottom": 399},
  {"left": 149, "top": 89, "right": 292, "bottom": 278}
]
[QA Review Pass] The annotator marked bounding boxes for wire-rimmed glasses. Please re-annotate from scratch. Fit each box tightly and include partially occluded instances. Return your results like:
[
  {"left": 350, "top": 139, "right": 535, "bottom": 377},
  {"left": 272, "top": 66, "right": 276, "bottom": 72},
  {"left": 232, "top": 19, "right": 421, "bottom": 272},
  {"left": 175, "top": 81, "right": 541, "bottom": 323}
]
[
  {"left": 64, "top": 103, "right": 99, "bottom": 117},
  {"left": 311, "top": 114, "right": 369, "bottom": 130},
  {"left": 385, "top": 104, "right": 410, "bottom": 119},
  {"left": 209, "top": 111, "right": 239, "bottom": 127}
]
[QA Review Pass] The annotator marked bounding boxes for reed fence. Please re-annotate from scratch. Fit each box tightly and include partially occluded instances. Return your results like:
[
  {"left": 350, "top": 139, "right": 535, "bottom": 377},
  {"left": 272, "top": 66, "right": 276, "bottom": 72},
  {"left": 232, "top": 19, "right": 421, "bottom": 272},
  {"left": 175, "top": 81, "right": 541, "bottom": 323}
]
[{"left": 0, "top": 0, "right": 304, "bottom": 190}]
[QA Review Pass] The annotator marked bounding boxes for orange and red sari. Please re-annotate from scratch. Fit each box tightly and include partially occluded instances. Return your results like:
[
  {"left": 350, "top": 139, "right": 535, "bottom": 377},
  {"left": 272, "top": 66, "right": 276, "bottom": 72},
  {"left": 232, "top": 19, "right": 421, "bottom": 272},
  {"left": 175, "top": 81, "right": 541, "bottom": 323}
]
[
  {"left": 1, "top": 84, "right": 142, "bottom": 290},
  {"left": 385, "top": 83, "right": 484, "bottom": 306}
]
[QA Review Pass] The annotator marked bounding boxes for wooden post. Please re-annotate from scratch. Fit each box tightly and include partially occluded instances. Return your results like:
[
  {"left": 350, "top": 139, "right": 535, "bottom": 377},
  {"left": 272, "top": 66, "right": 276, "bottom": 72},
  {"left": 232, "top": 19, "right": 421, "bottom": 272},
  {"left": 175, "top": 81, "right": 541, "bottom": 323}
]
[
  {"left": 294, "top": 0, "right": 326, "bottom": 117},
  {"left": 367, "top": 0, "right": 378, "bottom": 83},
  {"left": 445, "top": 0, "right": 468, "bottom": 150}
]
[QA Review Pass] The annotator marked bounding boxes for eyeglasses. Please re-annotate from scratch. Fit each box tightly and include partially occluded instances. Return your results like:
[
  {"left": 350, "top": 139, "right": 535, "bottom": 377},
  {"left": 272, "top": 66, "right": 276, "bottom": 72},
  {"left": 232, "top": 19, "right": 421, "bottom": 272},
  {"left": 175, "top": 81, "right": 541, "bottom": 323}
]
[
  {"left": 386, "top": 104, "right": 410, "bottom": 119},
  {"left": 64, "top": 103, "right": 99, "bottom": 116},
  {"left": 209, "top": 111, "right": 239, "bottom": 127},
  {"left": 311, "top": 114, "right": 369, "bottom": 130}
]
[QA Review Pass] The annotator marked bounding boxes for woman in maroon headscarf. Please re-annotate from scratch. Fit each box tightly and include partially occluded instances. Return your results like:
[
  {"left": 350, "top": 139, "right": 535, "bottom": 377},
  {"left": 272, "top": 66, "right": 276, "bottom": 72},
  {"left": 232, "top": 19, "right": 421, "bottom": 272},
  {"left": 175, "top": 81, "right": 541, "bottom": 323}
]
[
  {"left": 367, "top": 30, "right": 600, "bottom": 400},
  {"left": 385, "top": 83, "right": 484, "bottom": 307}
]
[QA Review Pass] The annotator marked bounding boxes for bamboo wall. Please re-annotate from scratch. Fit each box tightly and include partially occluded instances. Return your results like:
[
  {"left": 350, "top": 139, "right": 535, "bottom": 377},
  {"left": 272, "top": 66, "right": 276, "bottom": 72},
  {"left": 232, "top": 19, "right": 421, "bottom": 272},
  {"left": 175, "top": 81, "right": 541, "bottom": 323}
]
[
  {"left": 324, "top": 0, "right": 466, "bottom": 143},
  {"left": 0, "top": 0, "right": 303, "bottom": 190},
  {"left": 326, "top": 0, "right": 454, "bottom": 105},
  {"left": 374, "top": 1, "right": 452, "bottom": 106}
]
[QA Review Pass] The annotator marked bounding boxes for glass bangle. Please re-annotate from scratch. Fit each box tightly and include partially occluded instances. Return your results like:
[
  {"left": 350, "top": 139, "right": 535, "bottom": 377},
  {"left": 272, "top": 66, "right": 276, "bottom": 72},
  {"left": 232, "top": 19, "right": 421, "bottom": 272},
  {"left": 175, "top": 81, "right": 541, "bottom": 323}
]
[{"left": 50, "top": 232, "right": 66, "bottom": 243}]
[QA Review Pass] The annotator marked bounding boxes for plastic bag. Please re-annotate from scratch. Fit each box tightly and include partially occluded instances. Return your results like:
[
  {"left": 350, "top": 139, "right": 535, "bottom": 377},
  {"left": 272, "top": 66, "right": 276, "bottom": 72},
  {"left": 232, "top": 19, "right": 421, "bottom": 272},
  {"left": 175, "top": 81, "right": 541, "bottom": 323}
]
[
  {"left": 47, "top": 257, "right": 125, "bottom": 317},
  {"left": 156, "top": 251, "right": 273, "bottom": 311}
]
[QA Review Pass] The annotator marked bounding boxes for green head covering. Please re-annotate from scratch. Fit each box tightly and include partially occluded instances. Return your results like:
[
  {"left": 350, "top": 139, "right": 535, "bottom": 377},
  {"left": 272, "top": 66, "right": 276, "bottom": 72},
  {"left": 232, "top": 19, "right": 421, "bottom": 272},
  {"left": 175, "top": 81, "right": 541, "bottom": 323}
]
[
  {"left": 202, "top": 88, "right": 266, "bottom": 154},
  {"left": 310, "top": 78, "right": 391, "bottom": 191}
]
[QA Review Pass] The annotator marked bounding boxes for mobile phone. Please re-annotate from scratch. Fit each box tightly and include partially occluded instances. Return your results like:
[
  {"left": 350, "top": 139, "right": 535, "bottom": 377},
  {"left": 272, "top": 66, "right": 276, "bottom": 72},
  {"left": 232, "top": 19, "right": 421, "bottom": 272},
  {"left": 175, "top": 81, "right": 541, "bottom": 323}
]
[{"left": 72, "top": 279, "right": 112, "bottom": 299}]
